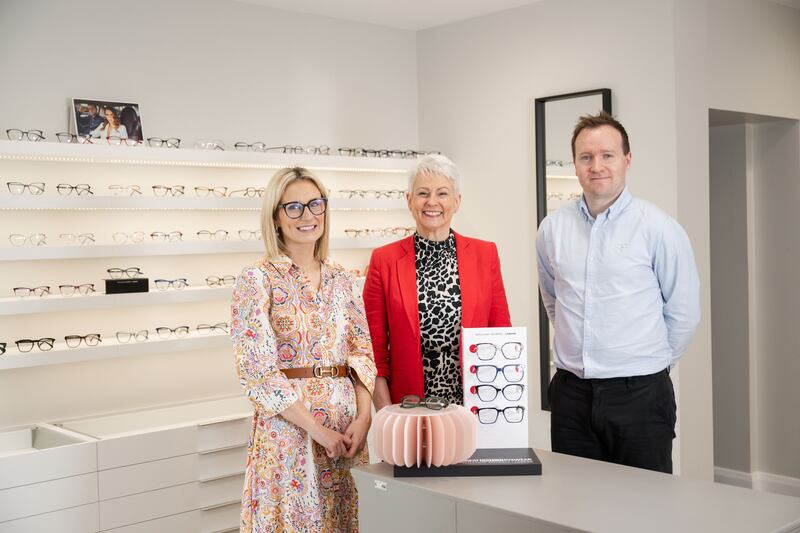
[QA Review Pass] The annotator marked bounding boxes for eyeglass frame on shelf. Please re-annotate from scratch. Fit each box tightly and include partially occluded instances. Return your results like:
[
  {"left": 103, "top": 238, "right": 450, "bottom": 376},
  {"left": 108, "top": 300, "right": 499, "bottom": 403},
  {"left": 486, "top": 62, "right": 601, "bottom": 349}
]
[
  {"left": 205, "top": 275, "right": 236, "bottom": 287},
  {"left": 8, "top": 233, "right": 47, "bottom": 246},
  {"left": 469, "top": 383, "right": 525, "bottom": 402},
  {"left": 147, "top": 137, "right": 181, "bottom": 148},
  {"left": 6, "top": 129, "right": 45, "bottom": 142},
  {"left": 64, "top": 334, "right": 102, "bottom": 348},
  {"left": 470, "top": 405, "right": 526, "bottom": 424},
  {"left": 13, "top": 286, "right": 51, "bottom": 297},
  {"left": 106, "top": 267, "right": 143, "bottom": 279},
  {"left": 469, "top": 363, "right": 525, "bottom": 383},
  {"left": 15, "top": 338, "right": 56, "bottom": 352},
  {"left": 153, "top": 278, "right": 188, "bottom": 290},
  {"left": 470, "top": 341, "right": 524, "bottom": 361},
  {"left": 6, "top": 182, "right": 45, "bottom": 195},
  {"left": 399, "top": 394, "right": 449, "bottom": 410}
]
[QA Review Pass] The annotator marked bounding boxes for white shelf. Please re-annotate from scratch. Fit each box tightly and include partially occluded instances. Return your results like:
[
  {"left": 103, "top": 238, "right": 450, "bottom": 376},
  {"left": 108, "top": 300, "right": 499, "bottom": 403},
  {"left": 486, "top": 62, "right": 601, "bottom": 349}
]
[
  {"left": 0, "top": 332, "right": 231, "bottom": 370},
  {"left": 0, "top": 238, "right": 395, "bottom": 261},
  {"left": 0, "top": 140, "right": 416, "bottom": 173},
  {"left": 0, "top": 286, "right": 232, "bottom": 316},
  {"left": 0, "top": 196, "right": 407, "bottom": 211}
]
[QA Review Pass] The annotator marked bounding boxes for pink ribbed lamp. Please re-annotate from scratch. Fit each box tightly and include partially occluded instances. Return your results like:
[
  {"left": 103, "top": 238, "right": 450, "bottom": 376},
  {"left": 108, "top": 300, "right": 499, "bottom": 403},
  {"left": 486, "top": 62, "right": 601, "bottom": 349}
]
[{"left": 371, "top": 404, "right": 478, "bottom": 467}]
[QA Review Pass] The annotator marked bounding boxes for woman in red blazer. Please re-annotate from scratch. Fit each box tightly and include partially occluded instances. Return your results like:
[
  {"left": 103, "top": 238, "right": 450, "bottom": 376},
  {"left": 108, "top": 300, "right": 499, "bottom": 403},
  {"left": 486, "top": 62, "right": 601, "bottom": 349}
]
[{"left": 363, "top": 155, "right": 511, "bottom": 409}]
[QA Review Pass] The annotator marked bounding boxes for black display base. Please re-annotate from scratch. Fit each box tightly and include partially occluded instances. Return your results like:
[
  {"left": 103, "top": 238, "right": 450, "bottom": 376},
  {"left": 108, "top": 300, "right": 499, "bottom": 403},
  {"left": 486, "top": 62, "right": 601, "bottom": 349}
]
[
  {"left": 104, "top": 278, "right": 149, "bottom": 294},
  {"left": 392, "top": 447, "right": 541, "bottom": 477}
]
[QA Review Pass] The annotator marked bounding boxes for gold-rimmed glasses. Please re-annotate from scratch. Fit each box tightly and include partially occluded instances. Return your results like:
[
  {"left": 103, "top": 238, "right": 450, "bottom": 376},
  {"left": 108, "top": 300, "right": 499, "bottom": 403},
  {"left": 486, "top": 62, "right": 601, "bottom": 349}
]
[
  {"left": 150, "top": 231, "right": 183, "bottom": 242},
  {"left": 108, "top": 185, "right": 142, "bottom": 196},
  {"left": 59, "top": 233, "right": 95, "bottom": 245},
  {"left": 112, "top": 232, "right": 145, "bottom": 244},
  {"left": 205, "top": 275, "right": 236, "bottom": 287},
  {"left": 229, "top": 187, "right": 264, "bottom": 198},
  {"left": 196, "top": 230, "right": 229, "bottom": 241},
  {"left": 57, "top": 183, "right": 94, "bottom": 196},
  {"left": 194, "top": 186, "right": 228, "bottom": 198}
]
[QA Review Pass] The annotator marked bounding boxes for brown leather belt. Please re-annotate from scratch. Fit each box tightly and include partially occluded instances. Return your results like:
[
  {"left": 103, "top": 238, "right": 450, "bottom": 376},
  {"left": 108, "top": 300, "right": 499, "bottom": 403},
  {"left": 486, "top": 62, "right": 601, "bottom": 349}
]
[{"left": 281, "top": 365, "right": 350, "bottom": 379}]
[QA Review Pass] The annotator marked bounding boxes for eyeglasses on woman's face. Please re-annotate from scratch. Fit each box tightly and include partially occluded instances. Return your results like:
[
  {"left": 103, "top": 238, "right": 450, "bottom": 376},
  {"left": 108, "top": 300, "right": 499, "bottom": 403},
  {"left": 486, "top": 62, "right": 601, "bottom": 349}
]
[{"left": 276, "top": 197, "right": 328, "bottom": 219}]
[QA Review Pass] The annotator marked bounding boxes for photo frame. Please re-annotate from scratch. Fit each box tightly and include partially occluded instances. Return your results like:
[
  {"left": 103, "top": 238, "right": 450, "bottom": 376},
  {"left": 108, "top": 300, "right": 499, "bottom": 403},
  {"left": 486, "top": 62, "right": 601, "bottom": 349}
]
[{"left": 71, "top": 98, "right": 143, "bottom": 143}]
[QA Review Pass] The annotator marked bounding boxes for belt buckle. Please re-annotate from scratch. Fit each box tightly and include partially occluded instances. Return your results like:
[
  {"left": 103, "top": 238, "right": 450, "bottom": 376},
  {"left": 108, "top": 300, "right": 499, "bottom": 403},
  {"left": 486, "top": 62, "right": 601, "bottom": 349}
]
[{"left": 313, "top": 365, "right": 338, "bottom": 378}]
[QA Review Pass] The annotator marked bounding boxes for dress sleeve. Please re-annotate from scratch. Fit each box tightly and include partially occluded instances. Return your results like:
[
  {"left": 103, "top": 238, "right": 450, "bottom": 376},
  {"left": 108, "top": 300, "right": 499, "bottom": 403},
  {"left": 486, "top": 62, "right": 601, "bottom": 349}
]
[
  {"left": 344, "top": 272, "right": 377, "bottom": 395},
  {"left": 231, "top": 266, "right": 298, "bottom": 417}
]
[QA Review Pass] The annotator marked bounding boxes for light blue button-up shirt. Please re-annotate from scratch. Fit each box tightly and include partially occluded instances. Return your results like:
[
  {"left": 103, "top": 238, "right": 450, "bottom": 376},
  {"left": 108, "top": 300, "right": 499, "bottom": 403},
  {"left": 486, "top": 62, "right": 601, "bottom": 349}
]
[{"left": 536, "top": 187, "right": 700, "bottom": 378}]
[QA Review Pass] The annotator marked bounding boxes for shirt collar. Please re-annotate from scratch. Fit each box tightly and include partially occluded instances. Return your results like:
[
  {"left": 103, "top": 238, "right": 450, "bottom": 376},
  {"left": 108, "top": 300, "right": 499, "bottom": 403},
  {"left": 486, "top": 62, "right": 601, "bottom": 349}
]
[{"left": 578, "top": 187, "right": 632, "bottom": 222}]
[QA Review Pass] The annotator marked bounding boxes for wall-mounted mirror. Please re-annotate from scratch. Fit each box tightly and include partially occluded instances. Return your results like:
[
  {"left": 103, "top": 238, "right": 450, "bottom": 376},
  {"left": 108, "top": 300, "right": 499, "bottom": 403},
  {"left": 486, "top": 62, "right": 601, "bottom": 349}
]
[{"left": 534, "top": 88, "right": 612, "bottom": 410}]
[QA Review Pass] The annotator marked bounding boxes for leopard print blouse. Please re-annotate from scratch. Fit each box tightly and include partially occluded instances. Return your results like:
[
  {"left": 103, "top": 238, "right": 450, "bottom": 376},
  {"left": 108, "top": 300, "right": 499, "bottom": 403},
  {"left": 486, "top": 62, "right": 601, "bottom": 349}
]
[{"left": 414, "top": 231, "right": 463, "bottom": 405}]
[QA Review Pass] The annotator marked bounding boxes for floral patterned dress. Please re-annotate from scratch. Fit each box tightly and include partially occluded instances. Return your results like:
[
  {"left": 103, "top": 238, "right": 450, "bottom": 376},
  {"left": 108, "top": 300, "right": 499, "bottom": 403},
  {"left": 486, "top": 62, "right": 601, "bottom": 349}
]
[{"left": 231, "top": 256, "right": 376, "bottom": 533}]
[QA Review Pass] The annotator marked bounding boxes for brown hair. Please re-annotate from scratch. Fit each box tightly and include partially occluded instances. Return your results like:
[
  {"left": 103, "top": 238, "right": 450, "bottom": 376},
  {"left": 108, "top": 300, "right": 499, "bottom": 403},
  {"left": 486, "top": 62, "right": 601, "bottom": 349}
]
[
  {"left": 260, "top": 167, "right": 330, "bottom": 262},
  {"left": 571, "top": 111, "right": 630, "bottom": 158}
]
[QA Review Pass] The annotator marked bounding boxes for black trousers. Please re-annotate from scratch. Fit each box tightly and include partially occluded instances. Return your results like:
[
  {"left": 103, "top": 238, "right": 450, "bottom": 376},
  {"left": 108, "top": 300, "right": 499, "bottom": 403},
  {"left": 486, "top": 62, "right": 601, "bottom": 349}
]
[{"left": 549, "top": 367, "right": 676, "bottom": 474}]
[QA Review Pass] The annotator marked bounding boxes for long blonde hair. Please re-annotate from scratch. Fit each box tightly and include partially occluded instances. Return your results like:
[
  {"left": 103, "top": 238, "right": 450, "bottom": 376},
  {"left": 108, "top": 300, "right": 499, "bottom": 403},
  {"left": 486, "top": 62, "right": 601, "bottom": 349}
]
[{"left": 260, "top": 167, "right": 330, "bottom": 262}]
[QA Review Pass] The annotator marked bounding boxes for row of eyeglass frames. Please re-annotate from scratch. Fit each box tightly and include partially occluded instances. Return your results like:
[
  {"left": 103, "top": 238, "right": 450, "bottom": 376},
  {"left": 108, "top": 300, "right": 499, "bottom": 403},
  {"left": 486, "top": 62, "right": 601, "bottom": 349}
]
[
  {"left": 6, "top": 230, "right": 260, "bottom": 247},
  {"left": 6, "top": 129, "right": 440, "bottom": 159},
  {"left": 5, "top": 183, "right": 408, "bottom": 200},
  {"left": 10, "top": 275, "right": 238, "bottom": 298},
  {"left": 0, "top": 323, "right": 229, "bottom": 355}
]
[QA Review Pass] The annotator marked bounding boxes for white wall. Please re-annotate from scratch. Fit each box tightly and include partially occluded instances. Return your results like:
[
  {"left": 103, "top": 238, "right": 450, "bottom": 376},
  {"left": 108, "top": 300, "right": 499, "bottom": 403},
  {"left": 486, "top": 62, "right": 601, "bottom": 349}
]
[
  {"left": 416, "top": 0, "right": 684, "bottom": 458},
  {"left": 0, "top": 0, "right": 419, "bottom": 427},
  {"left": 709, "top": 121, "right": 751, "bottom": 473},
  {"left": 0, "top": 0, "right": 419, "bottom": 149}
]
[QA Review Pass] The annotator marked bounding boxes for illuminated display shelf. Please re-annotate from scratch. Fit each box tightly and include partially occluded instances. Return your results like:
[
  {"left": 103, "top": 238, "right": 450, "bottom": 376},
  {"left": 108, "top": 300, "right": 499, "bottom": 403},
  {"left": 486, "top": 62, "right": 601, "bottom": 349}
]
[
  {"left": 0, "top": 140, "right": 416, "bottom": 173},
  {"left": 0, "top": 332, "right": 231, "bottom": 370},
  {"left": 0, "top": 196, "right": 407, "bottom": 211},
  {"left": 0, "top": 286, "right": 233, "bottom": 316},
  {"left": 0, "top": 237, "right": 397, "bottom": 261}
]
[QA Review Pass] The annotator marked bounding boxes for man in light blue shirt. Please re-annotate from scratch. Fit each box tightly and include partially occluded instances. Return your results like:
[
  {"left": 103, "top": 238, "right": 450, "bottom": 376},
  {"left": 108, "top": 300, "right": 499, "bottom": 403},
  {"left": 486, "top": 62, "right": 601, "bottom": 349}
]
[{"left": 536, "top": 112, "right": 700, "bottom": 473}]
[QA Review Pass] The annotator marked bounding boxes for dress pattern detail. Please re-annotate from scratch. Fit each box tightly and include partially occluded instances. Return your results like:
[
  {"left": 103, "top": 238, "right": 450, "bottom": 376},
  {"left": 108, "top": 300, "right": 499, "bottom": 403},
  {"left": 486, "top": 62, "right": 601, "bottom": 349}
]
[
  {"left": 231, "top": 256, "right": 376, "bottom": 532},
  {"left": 414, "top": 232, "right": 463, "bottom": 404}
]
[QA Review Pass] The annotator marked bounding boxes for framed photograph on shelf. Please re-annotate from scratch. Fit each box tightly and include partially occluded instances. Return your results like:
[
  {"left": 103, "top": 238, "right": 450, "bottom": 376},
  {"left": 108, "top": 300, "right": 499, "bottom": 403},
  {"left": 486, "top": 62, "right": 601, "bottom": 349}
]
[{"left": 71, "top": 98, "right": 143, "bottom": 143}]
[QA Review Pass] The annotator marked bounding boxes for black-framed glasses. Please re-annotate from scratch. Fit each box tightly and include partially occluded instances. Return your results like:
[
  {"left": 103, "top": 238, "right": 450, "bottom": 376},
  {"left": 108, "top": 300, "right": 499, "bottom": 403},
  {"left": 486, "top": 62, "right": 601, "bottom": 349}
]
[
  {"left": 471, "top": 406, "right": 525, "bottom": 424},
  {"left": 194, "top": 186, "right": 228, "bottom": 198},
  {"left": 147, "top": 137, "right": 181, "bottom": 148},
  {"left": 470, "top": 384, "right": 524, "bottom": 402},
  {"left": 116, "top": 330, "right": 148, "bottom": 343},
  {"left": 106, "top": 136, "right": 139, "bottom": 146},
  {"left": 470, "top": 342, "right": 524, "bottom": 361},
  {"left": 56, "top": 132, "right": 92, "bottom": 144},
  {"left": 152, "top": 185, "right": 185, "bottom": 197},
  {"left": 56, "top": 183, "right": 94, "bottom": 196},
  {"left": 400, "top": 394, "right": 449, "bottom": 410},
  {"left": 154, "top": 278, "right": 188, "bottom": 290},
  {"left": 229, "top": 187, "right": 264, "bottom": 198},
  {"left": 277, "top": 197, "right": 327, "bottom": 219},
  {"left": 150, "top": 231, "right": 183, "bottom": 242},
  {"left": 196, "top": 229, "right": 228, "bottom": 241},
  {"left": 7, "top": 129, "right": 44, "bottom": 142},
  {"left": 205, "top": 275, "right": 236, "bottom": 287},
  {"left": 64, "top": 334, "right": 101, "bottom": 348},
  {"left": 9, "top": 233, "right": 47, "bottom": 246},
  {"left": 156, "top": 326, "right": 190, "bottom": 339},
  {"left": 7, "top": 182, "right": 45, "bottom": 195},
  {"left": 108, "top": 185, "right": 142, "bottom": 196},
  {"left": 470, "top": 364, "right": 525, "bottom": 383},
  {"left": 13, "top": 286, "right": 51, "bottom": 297},
  {"left": 112, "top": 232, "right": 145, "bottom": 244},
  {"left": 59, "top": 233, "right": 95, "bottom": 245},
  {"left": 16, "top": 338, "right": 55, "bottom": 352},
  {"left": 196, "top": 322, "right": 229, "bottom": 335},
  {"left": 237, "top": 230, "right": 260, "bottom": 241},
  {"left": 107, "top": 267, "right": 143, "bottom": 279},
  {"left": 58, "top": 284, "right": 96, "bottom": 296}
]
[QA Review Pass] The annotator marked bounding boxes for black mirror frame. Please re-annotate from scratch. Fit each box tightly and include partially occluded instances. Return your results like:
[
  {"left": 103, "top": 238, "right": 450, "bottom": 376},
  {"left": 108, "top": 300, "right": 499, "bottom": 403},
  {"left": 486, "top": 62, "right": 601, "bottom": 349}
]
[{"left": 534, "top": 88, "right": 612, "bottom": 411}]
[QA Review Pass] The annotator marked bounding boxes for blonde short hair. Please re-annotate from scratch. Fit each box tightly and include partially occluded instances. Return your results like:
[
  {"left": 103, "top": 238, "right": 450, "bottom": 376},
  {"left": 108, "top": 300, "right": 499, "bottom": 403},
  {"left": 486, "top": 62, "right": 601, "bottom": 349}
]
[{"left": 260, "top": 167, "right": 330, "bottom": 262}]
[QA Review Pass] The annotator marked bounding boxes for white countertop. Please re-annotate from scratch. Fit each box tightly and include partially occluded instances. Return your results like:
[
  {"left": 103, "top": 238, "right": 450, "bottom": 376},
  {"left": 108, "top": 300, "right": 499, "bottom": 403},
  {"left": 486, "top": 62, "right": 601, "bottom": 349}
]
[{"left": 353, "top": 450, "right": 800, "bottom": 533}]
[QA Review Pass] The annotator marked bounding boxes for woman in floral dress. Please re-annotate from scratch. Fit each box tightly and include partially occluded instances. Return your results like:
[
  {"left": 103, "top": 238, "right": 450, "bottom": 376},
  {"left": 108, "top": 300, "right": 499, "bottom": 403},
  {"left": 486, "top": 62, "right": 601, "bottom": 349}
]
[{"left": 231, "top": 167, "right": 376, "bottom": 532}]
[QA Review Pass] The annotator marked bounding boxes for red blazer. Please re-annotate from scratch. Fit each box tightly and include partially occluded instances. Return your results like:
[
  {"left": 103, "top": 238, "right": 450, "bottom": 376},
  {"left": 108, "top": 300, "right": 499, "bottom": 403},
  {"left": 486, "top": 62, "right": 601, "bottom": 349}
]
[{"left": 363, "top": 231, "right": 511, "bottom": 403}]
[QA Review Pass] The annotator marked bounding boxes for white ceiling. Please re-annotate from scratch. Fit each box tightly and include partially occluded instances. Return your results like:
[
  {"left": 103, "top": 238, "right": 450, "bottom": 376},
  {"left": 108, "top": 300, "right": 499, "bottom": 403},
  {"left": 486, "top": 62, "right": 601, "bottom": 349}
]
[
  {"left": 233, "top": 0, "right": 546, "bottom": 30},
  {"left": 234, "top": 0, "right": 799, "bottom": 31}
]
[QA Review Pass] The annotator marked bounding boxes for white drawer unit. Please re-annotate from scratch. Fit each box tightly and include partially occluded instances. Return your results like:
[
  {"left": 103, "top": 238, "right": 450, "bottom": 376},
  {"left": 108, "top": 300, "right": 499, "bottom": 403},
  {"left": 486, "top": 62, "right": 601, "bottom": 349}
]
[
  {"left": 99, "top": 453, "right": 198, "bottom": 500},
  {"left": 101, "top": 510, "right": 200, "bottom": 533},
  {"left": 0, "top": 503, "right": 99, "bottom": 533},
  {"left": 199, "top": 473, "right": 246, "bottom": 510},
  {"left": 201, "top": 502, "right": 241, "bottom": 533},
  {"left": 0, "top": 424, "right": 96, "bottom": 490},
  {"left": 199, "top": 445, "right": 248, "bottom": 481},
  {"left": 99, "top": 482, "right": 198, "bottom": 531},
  {"left": 0, "top": 472, "right": 98, "bottom": 523},
  {"left": 198, "top": 417, "right": 250, "bottom": 452}
]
